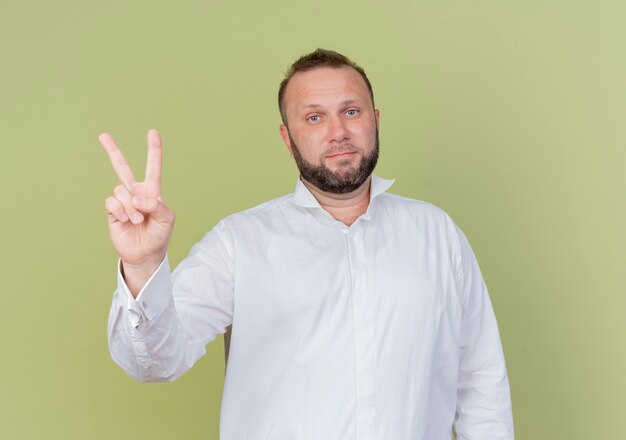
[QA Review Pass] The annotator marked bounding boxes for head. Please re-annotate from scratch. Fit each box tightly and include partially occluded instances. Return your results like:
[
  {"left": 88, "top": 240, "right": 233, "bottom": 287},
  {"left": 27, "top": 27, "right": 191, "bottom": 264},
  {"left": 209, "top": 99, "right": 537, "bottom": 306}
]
[{"left": 278, "top": 49, "right": 380, "bottom": 194}]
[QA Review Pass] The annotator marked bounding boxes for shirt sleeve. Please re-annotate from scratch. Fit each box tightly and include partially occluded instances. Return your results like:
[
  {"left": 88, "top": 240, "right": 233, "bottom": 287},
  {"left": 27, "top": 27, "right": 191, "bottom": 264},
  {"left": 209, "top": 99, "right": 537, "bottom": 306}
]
[
  {"left": 451, "top": 224, "right": 515, "bottom": 440},
  {"left": 107, "top": 220, "right": 235, "bottom": 382}
]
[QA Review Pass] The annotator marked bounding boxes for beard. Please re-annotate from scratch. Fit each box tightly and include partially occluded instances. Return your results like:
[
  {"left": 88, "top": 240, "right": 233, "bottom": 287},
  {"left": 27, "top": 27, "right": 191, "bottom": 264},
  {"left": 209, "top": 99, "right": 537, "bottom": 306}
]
[{"left": 289, "top": 129, "right": 380, "bottom": 194}]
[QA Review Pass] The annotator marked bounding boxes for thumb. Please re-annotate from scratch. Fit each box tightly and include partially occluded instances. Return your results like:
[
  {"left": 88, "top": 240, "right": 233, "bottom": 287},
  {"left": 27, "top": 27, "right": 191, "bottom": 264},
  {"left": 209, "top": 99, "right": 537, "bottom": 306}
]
[{"left": 132, "top": 196, "right": 173, "bottom": 223}]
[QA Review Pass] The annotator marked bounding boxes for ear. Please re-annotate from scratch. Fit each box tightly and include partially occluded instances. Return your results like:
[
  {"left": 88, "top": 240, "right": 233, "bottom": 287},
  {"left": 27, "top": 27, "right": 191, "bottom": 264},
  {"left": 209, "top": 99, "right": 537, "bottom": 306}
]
[
  {"left": 279, "top": 124, "right": 294, "bottom": 157},
  {"left": 374, "top": 108, "right": 380, "bottom": 129}
]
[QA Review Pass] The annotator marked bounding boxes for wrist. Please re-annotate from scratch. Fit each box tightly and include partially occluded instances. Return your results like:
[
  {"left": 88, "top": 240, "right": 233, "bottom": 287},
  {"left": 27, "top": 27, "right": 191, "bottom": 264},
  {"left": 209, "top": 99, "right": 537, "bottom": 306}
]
[
  {"left": 121, "top": 253, "right": 165, "bottom": 273},
  {"left": 120, "top": 254, "right": 165, "bottom": 298}
]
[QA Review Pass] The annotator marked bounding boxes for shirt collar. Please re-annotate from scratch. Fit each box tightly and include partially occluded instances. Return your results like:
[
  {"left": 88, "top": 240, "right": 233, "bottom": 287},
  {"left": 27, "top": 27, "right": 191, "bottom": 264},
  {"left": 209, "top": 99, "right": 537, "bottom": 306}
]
[{"left": 291, "top": 175, "right": 395, "bottom": 209}]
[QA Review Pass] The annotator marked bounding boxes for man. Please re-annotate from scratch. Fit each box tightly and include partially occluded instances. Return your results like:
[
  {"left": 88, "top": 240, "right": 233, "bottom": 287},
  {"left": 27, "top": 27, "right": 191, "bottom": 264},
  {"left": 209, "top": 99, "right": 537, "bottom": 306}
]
[{"left": 102, "top": 49, "right": 514, "bottom": 439}]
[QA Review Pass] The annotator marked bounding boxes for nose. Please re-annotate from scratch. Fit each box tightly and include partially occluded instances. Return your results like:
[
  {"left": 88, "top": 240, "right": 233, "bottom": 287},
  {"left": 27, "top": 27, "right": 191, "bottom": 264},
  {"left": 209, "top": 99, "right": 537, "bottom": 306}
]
[{"left": 327, "top": 116, "right": 349, "bottom": 144}]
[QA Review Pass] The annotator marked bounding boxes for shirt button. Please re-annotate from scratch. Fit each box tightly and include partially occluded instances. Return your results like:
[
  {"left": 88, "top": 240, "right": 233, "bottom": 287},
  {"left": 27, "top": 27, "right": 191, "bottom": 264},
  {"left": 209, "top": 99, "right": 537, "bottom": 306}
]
[{"left": 142, "top": 301, "right": 148, "bottom": 309}]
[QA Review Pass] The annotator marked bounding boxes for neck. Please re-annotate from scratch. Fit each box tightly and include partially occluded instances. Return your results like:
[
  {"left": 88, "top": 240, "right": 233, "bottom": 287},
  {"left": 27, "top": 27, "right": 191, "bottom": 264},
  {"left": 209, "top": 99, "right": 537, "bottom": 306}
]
[{"left": 301, "top": 176, "right": 372, "bottom": 226}]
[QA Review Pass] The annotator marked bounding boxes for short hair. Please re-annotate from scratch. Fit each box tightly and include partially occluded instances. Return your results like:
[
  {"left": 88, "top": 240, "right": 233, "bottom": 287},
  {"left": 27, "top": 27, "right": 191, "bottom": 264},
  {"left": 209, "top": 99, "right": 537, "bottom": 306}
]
[{"left": 278, "top": 48, "right": 375, "bottom": 125}]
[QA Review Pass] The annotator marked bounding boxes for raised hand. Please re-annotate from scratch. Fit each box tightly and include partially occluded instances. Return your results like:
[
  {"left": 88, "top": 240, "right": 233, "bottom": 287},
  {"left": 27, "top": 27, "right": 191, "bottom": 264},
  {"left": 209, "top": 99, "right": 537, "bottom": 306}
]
[{"left": 100, "top": 129, "right": 175, "bottom": 293}]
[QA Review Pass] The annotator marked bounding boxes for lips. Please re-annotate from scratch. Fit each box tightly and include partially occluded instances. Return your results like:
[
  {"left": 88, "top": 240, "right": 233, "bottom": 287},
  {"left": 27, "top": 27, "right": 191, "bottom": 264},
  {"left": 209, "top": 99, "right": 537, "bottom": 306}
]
[{"left": 326, "top": 150, "right": 357, "bottom": 159}]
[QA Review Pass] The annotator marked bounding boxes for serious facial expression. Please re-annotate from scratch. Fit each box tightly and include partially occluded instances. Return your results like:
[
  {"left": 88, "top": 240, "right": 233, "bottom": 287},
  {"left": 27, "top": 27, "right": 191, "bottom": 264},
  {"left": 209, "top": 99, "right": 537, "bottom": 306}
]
[{"left": 280, "top": 66, "right": 380, "bottom": 194}]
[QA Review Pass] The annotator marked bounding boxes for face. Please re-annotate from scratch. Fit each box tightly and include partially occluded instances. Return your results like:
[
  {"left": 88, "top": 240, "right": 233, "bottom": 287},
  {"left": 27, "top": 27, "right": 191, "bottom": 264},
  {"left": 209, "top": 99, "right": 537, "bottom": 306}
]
[{"left": 279, "top": 66, "right": 380, "bottom": 194}]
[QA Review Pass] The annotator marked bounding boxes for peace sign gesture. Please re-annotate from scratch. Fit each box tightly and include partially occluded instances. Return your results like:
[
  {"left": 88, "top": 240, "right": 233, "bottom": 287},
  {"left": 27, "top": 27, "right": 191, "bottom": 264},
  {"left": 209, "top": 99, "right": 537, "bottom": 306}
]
[{"left": 100, "top": 129, "right": 175, "bottom": 293}]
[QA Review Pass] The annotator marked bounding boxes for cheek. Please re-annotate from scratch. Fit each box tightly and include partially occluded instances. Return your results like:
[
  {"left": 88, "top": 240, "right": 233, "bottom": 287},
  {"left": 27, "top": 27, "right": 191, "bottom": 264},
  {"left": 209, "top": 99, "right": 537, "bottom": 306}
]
[
  {"left": 351, "top": 123, "right": 376, "bottom": 145},
  {"left": 294, "top": 130, "right": 325, "bottom": 159}
]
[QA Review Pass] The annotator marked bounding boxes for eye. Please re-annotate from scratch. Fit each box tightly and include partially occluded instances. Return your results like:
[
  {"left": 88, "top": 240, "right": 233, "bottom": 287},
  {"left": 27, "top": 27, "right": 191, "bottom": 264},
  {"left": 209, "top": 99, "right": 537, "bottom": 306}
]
[
  {"left": 307, "top": 115, "right": 321, "bottom": 123},
  {"left": 345, "top": 108, "right": 359, "bottom": 117}
]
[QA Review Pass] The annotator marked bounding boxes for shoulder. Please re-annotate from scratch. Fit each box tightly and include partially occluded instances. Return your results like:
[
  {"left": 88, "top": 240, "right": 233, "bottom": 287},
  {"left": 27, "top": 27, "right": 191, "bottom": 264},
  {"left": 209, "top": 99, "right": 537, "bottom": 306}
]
[
  {"left": 210, "top": 192, "right": 295, "bottom": 235},
  {"left": 378, "top": 191, "right": 455, "bottom": 225},
  {"left": 192, "top": 193, "right": 294, "bottom": 256},
  {"left": 377, "top": 191, "right": 466, "bottom": 254}
]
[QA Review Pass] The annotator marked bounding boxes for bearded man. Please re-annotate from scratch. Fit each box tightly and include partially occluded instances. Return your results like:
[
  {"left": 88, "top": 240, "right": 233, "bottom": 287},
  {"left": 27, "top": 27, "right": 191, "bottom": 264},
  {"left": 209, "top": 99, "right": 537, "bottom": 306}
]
[{"left": 102, "top": 48, "right": 514, "bottom": 440}]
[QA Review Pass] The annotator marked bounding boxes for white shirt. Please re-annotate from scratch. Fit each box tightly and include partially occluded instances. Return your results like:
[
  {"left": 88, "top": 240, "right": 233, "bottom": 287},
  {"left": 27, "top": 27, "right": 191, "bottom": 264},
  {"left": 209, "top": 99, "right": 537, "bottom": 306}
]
[{"left": 108, "top": 175, "right": 514, "bottom": 440}]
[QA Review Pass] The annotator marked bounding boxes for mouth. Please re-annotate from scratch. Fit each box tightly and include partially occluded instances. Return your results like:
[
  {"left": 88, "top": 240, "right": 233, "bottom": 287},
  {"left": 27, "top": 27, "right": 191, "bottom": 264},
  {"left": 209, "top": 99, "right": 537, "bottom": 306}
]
[{"left": 326, "top": 151, "right": 357, "bottom": 160}]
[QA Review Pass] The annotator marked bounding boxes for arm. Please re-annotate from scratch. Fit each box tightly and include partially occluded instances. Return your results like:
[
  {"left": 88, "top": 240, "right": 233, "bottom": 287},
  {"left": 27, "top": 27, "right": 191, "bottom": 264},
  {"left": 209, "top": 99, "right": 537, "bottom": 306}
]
[
  {"left": 99, "top": 130, "right": 233, "bottom": 381},
  {"left": 108, "top": 222, "right": 234, "bottom": 382},
  {"left": 452, "top": 225, "right": 514, "bottom": 440}
]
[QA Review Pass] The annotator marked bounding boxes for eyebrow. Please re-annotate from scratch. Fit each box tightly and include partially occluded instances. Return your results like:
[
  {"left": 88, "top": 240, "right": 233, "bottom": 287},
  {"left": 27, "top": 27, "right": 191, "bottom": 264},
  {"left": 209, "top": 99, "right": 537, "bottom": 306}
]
[{"left": 301, "top": 99, "right": 359, "bottom": 110}]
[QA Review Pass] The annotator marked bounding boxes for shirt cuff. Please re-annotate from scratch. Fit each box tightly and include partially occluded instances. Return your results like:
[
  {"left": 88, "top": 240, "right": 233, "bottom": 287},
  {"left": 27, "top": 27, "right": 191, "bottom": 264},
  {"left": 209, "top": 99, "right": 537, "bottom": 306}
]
[{"left": 116, "top": 255, "right": 172, "bottom": 328}]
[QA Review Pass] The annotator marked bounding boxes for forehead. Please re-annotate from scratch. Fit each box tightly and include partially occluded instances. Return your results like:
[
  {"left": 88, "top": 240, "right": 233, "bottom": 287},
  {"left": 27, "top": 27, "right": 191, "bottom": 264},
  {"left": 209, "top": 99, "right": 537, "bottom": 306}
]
[{"left": 284, "top": 66, "right": 371, "bottom": 111}]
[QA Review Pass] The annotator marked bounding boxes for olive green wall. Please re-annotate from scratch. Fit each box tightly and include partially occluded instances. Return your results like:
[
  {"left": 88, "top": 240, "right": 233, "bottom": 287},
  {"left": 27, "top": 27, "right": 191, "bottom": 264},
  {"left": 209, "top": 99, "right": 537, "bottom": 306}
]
[{"left": 1, "top": 0, "right": 624, "bottom": 438}]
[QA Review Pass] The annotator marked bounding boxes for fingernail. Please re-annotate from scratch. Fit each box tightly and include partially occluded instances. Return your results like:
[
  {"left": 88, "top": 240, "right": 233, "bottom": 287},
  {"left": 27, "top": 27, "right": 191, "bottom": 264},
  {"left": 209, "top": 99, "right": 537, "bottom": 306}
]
[{"left": 131, "top": 213, "right": 143, "bottom": 223}]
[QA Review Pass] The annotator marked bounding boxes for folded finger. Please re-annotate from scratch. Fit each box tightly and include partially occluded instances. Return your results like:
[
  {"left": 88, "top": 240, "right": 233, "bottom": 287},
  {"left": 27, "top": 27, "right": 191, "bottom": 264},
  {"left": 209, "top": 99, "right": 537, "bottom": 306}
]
[
  {"left": 134, "top": 195, "right": 175, "bottom": 224},
  {"left": 105, "top": 196, "right": 129, "bottom": 223},
  {"left": 113, "top": 185, "right": 144, "bottom": 224},
  {"left": 132, "top": 195, "right": 159, "bottom": 214}
]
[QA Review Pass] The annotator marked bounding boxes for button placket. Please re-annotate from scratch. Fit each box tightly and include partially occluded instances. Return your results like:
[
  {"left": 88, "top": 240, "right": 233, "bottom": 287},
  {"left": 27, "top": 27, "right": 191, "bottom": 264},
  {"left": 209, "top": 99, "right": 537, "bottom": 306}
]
[{"left": 348, "top": 225, "right": 377, "bottom": 440}]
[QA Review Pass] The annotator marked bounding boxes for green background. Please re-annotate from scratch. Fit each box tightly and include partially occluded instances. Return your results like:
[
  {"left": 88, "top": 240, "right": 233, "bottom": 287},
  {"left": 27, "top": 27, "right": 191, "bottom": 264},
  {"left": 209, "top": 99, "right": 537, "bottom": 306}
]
[{"left": 1, "top": 0, "right": 624, "bottom": 438}]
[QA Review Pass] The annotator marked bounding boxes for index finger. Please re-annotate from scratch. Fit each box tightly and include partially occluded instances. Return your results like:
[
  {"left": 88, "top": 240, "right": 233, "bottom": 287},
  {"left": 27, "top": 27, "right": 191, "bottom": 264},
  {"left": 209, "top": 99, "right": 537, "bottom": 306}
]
[
  {"left": 145, "top": 129, "right": 162, "bottom": 187},
  {"left": 99, "top": 133, "right": 136, "bottom": 189}
]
